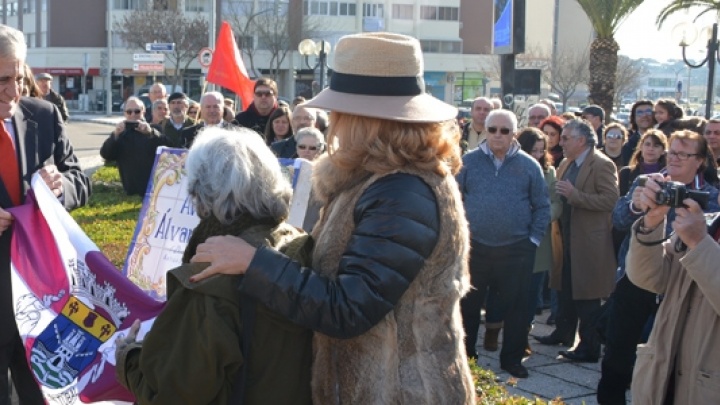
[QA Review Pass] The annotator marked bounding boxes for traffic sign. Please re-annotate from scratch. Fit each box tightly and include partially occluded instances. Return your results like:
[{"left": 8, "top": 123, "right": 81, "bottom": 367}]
[
  {"left": 198, "top": 47, "right": 213, "bottom": 67},
  {"left": 145, "top": 42, "right": 175, "bottom": 52},
  {"left": 134, "top": 53, "right": 165, "bottom": 62},
  {"left": 133, "top": 63, "right": 165, "bottom": 72}
]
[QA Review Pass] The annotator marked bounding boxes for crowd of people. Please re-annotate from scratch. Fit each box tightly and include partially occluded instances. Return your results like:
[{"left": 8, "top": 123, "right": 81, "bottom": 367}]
[
  {"left": 100, "top": 79, "right": 328, "bottom": 196},
  {"left": 2, "top": 18, "right": 720, "bottom": 404},
  {"left": 457, "top": 95, "right": 720, "bottom": 404}
]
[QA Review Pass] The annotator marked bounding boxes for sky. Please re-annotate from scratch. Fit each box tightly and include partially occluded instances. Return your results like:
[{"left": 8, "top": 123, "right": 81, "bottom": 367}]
[{"left": 615, "top": 0, "right": 718, "bottom": 61}]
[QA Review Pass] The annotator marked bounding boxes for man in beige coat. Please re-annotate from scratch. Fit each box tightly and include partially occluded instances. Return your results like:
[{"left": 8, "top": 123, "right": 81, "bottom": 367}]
[
  {"left": 626, "top": 175, "right": 720, "bottom": 404},
  {"left": 534, "top": 119, "right": 618, "bottom": 362}
]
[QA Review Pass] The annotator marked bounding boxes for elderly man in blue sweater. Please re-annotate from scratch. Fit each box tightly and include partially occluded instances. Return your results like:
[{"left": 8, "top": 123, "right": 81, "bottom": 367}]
[{"left": 457, "top": 109, "right": 551, "bottom": 378}]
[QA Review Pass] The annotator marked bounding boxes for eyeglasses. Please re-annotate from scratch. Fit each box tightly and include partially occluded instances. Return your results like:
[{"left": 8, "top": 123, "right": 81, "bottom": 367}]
[
  {"left": 254, "top": 90, "right": 274, "bottom": 97},
  {"left": 529, "top": 115, "right": 547, "bottom": 121},
  {"left": 125, "top": 109, "right": 142, "bottom": 115},
  {"left": 297, "top": 144, "right": 319, "bottom": 151},
  {"left": 487, "top": 126, "right": 512, "bottom": 135},
  {"left": 667, "top": 150, "right": 699, "bottom": 160},
  {"left": 606, "top": 132, "right": 623, "bottom": 140},
  {"left": 635, "top": 109, "right": 653, "bottom": 116}
]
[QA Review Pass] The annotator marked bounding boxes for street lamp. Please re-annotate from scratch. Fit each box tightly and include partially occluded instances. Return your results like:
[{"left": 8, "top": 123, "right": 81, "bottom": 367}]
[
  {"left": 673, "top": 20, "right": 720, "bottom": 118},
  {"left": 298, "top": 39, "right": 331, "bottom": 95}
]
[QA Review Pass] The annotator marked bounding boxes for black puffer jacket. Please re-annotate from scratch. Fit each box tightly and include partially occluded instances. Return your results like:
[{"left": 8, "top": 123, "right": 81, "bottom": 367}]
[{"left": 238, "top": 173, "right": 440, "bottom": 338}]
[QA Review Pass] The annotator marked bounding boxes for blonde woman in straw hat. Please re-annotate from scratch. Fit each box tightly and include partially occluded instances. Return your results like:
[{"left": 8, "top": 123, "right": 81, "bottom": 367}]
[{"left": 189, "top": 32, "right": 475, "bottom": 403}]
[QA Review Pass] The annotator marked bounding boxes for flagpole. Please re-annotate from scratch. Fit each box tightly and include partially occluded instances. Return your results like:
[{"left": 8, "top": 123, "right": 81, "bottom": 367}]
[{"left": 196, "top": 80, "right": 208, "bottom": 122}]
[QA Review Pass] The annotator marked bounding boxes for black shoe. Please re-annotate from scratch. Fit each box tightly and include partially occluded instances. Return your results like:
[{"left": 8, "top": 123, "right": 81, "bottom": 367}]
[
  {"left": 546, "top": 314, "right": 556, "bottom": 325},
  {"left": 534, "top": 334, "right": 573, "bottom": 347},
  {"left": 501, "top": 363, "right": 529, "bottom": 378},
  {"left": 559, "top": 349, "right": 599, "bottom": 363}
]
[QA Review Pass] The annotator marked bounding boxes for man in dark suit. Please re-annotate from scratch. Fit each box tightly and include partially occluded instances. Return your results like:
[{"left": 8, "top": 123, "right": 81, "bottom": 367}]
[
  {"left": 0, "top": 24, "right": 90, "bottom": 404},
  {"left": 181, "top": 91, "right": 234, "bottom": 148}
]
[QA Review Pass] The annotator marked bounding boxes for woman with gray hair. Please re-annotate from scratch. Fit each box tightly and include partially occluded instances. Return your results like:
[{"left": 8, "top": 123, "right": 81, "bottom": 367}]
[
  {"left": 294, "top": 127, "right": 325, "bottom": 161},
  {"left": 115, "top": 127, "right": 313, "bottom": 405}
]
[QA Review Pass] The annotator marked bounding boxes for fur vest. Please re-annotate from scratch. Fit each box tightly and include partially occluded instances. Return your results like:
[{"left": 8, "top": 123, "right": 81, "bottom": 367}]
[{"left": 308, "top": 156, "right": 476, "bottom": 404}]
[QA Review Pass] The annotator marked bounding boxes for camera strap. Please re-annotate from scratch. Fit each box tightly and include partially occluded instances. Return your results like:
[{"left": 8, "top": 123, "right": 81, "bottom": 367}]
[{"left": 633, "top": 217, "right": 673, "bottom": 247}]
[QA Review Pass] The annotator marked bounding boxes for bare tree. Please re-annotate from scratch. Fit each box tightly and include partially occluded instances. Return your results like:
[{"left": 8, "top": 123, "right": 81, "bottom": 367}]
[
  {"left": 226, "top": 1, "right": 324, "bottom": 79},
  {"left": 254, "top": 9, "right": 294, "bottom": 79},
  {"left": 614, "top": 56, "right": 646, "bottom": 108},
  {"left": 114, "top": 10, "right": 208, "bottom": 89},
  {"left": 544, "top": 47, "right": 589, "bottom": 111}
]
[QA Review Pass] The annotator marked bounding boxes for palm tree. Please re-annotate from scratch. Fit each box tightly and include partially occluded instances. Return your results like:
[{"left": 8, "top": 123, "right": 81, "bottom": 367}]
[
  {"left": 657, "top": 1, "right": 720, "bottom": 28},
  {"left": 575, "top": 0, "right": 643, "bottom": 122}
]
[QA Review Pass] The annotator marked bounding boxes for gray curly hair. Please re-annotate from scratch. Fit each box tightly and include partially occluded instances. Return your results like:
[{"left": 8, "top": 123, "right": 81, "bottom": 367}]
[{"left": 185, "top": 127, "right": 292, "bottom": 223}]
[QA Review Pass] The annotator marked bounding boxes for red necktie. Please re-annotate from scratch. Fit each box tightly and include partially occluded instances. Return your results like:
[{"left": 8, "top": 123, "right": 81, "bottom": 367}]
[{"left": 0, "top": 121, "right": 21, "bottom": 206}]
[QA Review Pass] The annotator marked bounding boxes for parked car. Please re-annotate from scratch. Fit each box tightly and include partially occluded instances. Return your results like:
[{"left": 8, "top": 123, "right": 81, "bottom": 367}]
[
  {"left": 615, "top": 112, "right": 630, "bottom": 127},
  {"left": 456, "top": 107, "right": 471, "bottom": 126}
]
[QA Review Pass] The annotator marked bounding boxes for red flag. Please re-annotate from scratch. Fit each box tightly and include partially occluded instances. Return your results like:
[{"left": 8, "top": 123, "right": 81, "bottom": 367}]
[{"left": 207, "top": 21, "right": 255, "bottom": 110}]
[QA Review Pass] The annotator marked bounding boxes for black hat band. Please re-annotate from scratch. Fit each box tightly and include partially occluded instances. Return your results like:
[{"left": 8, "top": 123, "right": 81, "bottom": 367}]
[{"left": 330, "top": 72, "right": 425, "bottom": 96}]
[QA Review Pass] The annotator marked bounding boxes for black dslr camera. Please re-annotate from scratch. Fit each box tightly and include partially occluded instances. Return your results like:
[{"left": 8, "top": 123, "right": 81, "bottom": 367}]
[{"left": 638, "top": 175, "right": 709, "bottom": 209}]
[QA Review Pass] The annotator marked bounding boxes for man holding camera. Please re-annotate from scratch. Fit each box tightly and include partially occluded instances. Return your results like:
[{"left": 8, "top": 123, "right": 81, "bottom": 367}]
[
  {"left": 598, "top": 129, "right": 720, "bottom": 404},
  {"left": 624, "top": 164, "right": 720, "bottom": 404},
  {"left": 100, "top": 97, "right": 169, "bottom": 196}
]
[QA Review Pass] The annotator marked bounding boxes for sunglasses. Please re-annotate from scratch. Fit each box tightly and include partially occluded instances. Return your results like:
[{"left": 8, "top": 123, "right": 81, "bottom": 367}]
[
  {"left": 125, "top": 109, "right": 142, "bottom": 115},
  {"left": 606, "top": 132, "right": 623, "bottom": 140},
  {"left": 255, "top": 90, "right": 274, "bottom": 97},
  {"left": 297, "top": 145, "right": 319, "bottom": 151},
  {"left": 487, "top": 126, "right": 511, "bottom": 135},
  {"left": 635, "top": 109, "right": 653, "bottom": 116}
]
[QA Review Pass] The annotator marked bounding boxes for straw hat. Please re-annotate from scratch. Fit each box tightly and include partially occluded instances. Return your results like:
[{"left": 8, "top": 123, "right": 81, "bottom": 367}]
[{"left": 305, "top": 32, "right": 457, "bottom": 123}]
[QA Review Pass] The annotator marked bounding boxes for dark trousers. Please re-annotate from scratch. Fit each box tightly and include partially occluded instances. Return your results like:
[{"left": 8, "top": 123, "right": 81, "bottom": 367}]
[
  {"left": 597, "top": 275, "right": 658, "bottom": 405},
  {"left": 461, "top": 239, "right": 535, "bottom": 366},
  {"left": 553, "top": 256, "right": 601, "bottom": 355},
  {"left": 0, "top": 334, "right": 44, "bottom": 405},
  {"left": 527, "top": 271, "right": 546, "bottom": 326}
]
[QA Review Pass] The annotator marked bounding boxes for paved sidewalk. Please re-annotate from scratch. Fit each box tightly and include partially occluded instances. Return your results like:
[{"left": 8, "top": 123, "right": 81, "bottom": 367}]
[{"left": 474, "top": 309, "right": 630, "bottom": 404}]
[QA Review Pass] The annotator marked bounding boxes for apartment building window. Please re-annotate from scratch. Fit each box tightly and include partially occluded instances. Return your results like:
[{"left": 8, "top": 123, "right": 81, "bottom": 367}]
[
  {"left": 260, "top": 0, "right": 288, "bottom": 14},
  {"left": 223, "top": 1, "right": 251, "bottom": 15},
  {"left": 238, "top": 35, "right": 255, "bottom": 50},
  {"left": 8, "top": 1, "right": 17, "bottom": 16},
  {"left": 337, "top": 2, "right": 356, "bottom": 16},
  {"left": 185, "top": 0, "right": 206, "bottom": 12},
  {"left": 420, "top": 6, "right": 458, "bottom": 21},
  {"left": 303, "top": 1, "right": 356, "bottom": 16},
  {"left": 420, "top": 39, "right": 461, "bottom": 53},
  {"left": 114, "top": 0, "right": 145, "bottom": 10},
  {"left": 648, "top": 78, "right": 675, "bottom": 87},
  {"left": 392, "top": 4, "right": 413, "bottom": 20},
  {"left": 41, "top": 0, "right": 47, "bottom": 11},
  {"left": 363, "top": 3, "right": 384, "bottom": 18},
  {"left": 25, "top": 33, "right": 34, "bottom": 48},
  {"left": 22, "top": 0, "right": 33, "bottom": 14}
]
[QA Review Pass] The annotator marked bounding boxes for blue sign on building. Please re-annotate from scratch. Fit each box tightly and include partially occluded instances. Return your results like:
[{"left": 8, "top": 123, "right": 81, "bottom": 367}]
[
  {"left": 145, "top": 43, "right": 175, "bottom": 52},
  {"left": 493, "top": 0, "right": 513, "bottom": 55}
]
